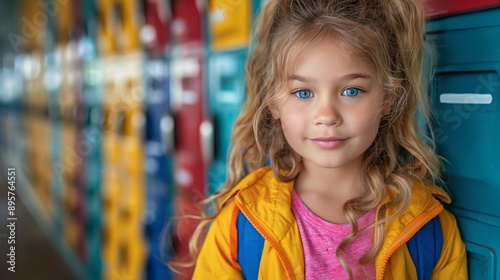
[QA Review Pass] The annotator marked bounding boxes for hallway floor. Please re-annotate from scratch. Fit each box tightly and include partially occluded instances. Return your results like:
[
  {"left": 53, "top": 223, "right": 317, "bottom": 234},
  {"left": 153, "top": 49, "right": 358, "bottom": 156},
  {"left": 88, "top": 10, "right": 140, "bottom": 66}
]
[{"left": 0, "top": 160, "right": 78, "bottom": 280}]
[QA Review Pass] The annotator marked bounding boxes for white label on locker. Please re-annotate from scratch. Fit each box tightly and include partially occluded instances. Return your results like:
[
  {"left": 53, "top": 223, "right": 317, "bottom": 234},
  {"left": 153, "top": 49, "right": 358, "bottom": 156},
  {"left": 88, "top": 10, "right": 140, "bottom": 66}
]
[
  {"left": 44, "top": 69, "right": 62, "bottom": 92},
  {"left": 210, "top": 8, "right": 226, "bottom": 23},
  {"left": 176, "top": 168, "right": 193, "bottom": 187},
  {"left": 439, "top": 93, "right": 493, "bottom": 105},
  {"left": 147, "top": 60, "right": 168, "bottom": 78},
  {"left": 145, "top": 157, "right": 159, "bottom": 174},
  {"left": 218, "top": 92, "right": 242, "bottom": 104},
  {"left": 173, "top": 58, "right": 199, "bottom": 77},
  {"left": 182, "top": 90, "right": 199, "bottom": 105}
]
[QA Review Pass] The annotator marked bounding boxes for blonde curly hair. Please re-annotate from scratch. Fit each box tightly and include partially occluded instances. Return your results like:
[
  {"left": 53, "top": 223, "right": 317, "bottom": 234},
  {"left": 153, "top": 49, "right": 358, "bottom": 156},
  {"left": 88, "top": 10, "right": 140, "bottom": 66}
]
[{"left": 172, "top": 0, "right": 441, "bottom": 278}]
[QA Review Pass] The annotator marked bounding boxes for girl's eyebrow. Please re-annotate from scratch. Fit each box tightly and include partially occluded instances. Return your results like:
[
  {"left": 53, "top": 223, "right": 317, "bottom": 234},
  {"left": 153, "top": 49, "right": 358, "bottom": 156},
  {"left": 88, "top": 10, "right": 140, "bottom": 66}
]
[
  {"left": 342, "top": 73, "right": 373, "bottom": 80},
  {"left": 289, "top": 73, "right": 373, "bottom": 82},
  {"left": 290, "top": 75, "right": 314, "bottom": 82}
]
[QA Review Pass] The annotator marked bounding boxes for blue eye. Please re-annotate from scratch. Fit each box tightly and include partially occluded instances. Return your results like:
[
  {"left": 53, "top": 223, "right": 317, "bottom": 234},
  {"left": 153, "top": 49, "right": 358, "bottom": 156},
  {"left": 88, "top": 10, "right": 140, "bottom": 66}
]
[
  {"left": 342, "top": 88, "right": 361, "bottom": 97},
  {"left": 294, "top": 90, "right": 314, "bottom": 99}
]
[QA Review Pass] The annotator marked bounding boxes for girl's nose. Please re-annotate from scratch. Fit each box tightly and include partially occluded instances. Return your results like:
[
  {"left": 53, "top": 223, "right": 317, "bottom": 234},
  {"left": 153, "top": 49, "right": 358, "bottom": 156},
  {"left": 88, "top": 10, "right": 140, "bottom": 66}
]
[{"left": 314, "top": 98, "right": 342, "bottom": 126}]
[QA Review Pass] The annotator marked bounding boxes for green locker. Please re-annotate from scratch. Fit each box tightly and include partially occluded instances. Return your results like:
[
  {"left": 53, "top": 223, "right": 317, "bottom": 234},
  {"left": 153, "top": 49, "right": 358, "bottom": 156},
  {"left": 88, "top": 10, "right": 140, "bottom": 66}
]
[{"left": 426, "top": 7, "right": 500, "bottom": 279}]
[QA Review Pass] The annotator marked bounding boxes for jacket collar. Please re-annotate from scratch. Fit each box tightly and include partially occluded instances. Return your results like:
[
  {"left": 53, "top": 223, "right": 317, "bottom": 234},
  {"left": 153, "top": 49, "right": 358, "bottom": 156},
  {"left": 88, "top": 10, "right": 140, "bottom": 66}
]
[
  {"left": 224, "top": 166, "right": 451, "bottom": 242},
  {"left": 224, "top": 167, "right": 296, "bottom": 241}
]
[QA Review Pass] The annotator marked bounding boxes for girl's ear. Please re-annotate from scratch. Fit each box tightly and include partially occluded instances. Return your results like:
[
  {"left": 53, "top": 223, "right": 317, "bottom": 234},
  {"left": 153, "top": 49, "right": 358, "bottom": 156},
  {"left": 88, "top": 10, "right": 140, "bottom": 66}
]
[{"left": 268, "top": 104, "right": 281, "bottom": 119}]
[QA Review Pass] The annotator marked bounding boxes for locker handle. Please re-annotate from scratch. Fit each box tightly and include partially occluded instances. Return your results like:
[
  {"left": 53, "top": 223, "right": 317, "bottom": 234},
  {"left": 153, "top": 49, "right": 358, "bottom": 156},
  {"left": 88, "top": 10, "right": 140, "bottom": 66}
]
[
  {"left": 160, "top": 115, "right": 175, "bottom": 154},
  {"left": 200, "top": 119, "right": 214, "bottom": 165}
]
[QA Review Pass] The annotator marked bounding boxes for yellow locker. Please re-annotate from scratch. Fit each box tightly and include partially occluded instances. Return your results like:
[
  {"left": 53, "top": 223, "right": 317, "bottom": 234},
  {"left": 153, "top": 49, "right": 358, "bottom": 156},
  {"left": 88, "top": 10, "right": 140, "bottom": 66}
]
[
  {"left": 100, "top": 0, "right": 146, "bottom": 278},
  {"left": 209, "top": 0, "right": 251, "bottom": 50}
]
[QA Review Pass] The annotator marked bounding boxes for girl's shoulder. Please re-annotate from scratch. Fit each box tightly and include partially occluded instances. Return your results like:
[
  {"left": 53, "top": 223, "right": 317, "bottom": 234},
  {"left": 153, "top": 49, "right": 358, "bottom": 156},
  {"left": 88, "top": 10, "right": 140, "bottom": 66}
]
[
  {"left": 382, "top": 180, "right": 451, "bottom": 224},
  {"left": 412, "top": 180, "right": 451, "bottom": 205},
  {"left": 221, "top": 166, "right": 293, "bottom": 205},
  {"left": 217, "top": 166, "right": 296, "bottom": 236}
]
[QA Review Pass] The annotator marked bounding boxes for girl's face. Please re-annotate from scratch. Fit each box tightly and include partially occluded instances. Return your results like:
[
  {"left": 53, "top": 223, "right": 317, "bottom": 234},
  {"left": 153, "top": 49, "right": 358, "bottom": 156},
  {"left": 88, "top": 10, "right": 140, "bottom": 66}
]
[{"left": 270, "top": 38, "right": 386, "bottom": 173}]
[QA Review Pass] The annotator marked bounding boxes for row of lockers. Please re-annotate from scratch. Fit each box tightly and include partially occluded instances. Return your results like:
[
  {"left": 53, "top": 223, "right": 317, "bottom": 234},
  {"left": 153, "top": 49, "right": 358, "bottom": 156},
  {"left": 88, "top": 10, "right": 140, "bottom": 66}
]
[
  {"left": 0, "top": 0, "right": 499, "bottom": 279},
  {"left": 1, "top": 0, "right": 262, "bottom": 279}
]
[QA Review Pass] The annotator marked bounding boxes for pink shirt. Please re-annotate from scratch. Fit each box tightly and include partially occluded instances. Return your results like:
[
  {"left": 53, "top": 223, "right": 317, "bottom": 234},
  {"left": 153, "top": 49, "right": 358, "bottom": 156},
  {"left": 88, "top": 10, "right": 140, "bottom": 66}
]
[{"left": 291, "top": 190, "right": 376, "bottom": 279}]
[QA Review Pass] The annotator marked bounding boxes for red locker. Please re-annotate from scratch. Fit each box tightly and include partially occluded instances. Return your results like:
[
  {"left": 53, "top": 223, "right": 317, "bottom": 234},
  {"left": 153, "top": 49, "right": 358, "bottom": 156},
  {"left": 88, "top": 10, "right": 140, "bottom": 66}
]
[
  {"left": 170, "top": 43, "right": 206, "bottom": 280},
  {"left": 423, "top": 0, "right": 500, "bottom": 17},
  {"left": 171, "top": 1, "right": 206, "bottom": 279},
  {"left": 143, "top": 0, "right": 170, "bottom": 55},
  {"left": 171, "top": 0, "right": 203, "bottom": 44}
]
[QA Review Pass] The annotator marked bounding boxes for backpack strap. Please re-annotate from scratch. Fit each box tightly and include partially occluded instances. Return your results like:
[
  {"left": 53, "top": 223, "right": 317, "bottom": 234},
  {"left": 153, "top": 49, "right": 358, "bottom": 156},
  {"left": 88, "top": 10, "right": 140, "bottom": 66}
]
[
  {"left": 237, "top": 211, "right": 264, "bottom": 280},
  {"left": 237, "top": 211, "right": 443, "bottom": 280},
  {"left": 406, "top": 215, "right": 444, "bottom": 280}
]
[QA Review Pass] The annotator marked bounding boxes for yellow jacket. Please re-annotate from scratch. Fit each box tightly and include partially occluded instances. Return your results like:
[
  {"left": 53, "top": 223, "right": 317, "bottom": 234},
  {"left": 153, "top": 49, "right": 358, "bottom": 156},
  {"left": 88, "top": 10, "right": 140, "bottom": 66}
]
[{"left": 194, "top": 167, "right": 467, "bottom": 279}]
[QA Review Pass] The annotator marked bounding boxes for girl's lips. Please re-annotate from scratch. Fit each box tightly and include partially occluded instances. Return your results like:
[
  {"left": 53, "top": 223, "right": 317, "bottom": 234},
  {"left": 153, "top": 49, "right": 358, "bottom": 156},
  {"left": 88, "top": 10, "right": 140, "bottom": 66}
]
[{"left": 310, "top": 138, "right": 347, "bottom": 149}]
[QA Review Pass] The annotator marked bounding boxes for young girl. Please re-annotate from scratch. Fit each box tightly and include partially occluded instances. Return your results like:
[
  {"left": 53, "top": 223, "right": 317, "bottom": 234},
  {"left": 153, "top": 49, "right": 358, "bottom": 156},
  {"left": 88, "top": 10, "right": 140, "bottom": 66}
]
[{"left": 189, "top": 0, "right": 467, "bottom": 279}]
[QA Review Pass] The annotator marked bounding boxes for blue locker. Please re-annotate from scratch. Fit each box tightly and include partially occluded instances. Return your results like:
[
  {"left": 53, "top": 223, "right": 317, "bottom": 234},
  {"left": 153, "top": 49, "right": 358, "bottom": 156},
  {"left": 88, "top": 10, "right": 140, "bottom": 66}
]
[
  {"left": 426, "top": 7, "right": 500, "bottom": 279},
  {"left": 143, "top": 0, "right": 174, "bottom": 278},
  {"left": 143, "top": 57, "right": 174, "bottom": 280}
]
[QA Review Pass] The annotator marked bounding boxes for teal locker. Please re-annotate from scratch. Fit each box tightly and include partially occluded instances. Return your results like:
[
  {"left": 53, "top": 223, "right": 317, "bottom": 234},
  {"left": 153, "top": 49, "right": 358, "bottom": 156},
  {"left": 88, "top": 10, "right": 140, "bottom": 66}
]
[
  {"left": 205, "top": 0, "right": 264, "bottom": 194},
  {"left": 46, "top": 49, "right": 64, "bottom": 237},
  {"left": 206, "top": 52, "right": 247, "bottom": 194},
  {"left": 82, "top": 41, "right": 103, "bottom": 279},
  {"left": 81, "top": 0, "right": 103, "bottom": 276},
  {"left": 426, "top": 7, "right": 500, "bottom": 279},
  {"left": 0, "top": 56, "right": 25, "bottom": 162}
]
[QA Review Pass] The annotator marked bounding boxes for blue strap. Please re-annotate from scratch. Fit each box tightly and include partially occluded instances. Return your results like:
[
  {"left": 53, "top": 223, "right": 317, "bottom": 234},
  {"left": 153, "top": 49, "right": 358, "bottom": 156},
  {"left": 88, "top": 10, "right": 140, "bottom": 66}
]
[
  {"left": 238, "top": 211, "right": 443, "bottom": 280},
  {"left": 237, "top": 211, "right": 264, "bottom": 280},
  {"left": 407, "top": 216, "right": 444, "bottom": 280}
]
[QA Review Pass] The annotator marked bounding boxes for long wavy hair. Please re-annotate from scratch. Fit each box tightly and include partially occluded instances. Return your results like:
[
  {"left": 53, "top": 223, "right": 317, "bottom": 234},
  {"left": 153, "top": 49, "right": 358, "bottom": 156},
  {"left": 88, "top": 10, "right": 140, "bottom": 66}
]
[{"left": 174, "top": 0, "right": 441, "bottom": 278}]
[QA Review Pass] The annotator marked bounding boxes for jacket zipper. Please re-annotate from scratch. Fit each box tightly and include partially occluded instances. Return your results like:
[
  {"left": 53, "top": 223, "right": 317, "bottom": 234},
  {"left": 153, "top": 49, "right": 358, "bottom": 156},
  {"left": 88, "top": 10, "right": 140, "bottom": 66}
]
[
  {"left": 237, "top": 204, "right": 297, "bottom": 280},
  {"left": 378, "top": 205, "right": 443, "bottom": 280}
]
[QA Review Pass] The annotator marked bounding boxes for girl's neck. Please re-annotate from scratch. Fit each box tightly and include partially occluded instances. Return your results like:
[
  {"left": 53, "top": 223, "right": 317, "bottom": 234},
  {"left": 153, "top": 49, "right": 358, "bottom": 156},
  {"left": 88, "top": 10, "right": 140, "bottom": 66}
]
[
  {"left": 293, "top": 162, "right": 367, "bottom": 224},
  {"left": 296, "top": 161, "right": 365, "bottom": 198}
]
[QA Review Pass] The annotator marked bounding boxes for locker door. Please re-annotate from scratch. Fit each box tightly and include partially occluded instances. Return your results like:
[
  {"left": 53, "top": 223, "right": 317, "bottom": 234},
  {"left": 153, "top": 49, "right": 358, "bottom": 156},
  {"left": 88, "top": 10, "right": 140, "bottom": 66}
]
[
  {"left": 205, "top": 0, "right": 263, "bottom": 194},
  {"left": 171, "top": 0, "right": 202, "bottom": 44},
  {"left": 68, "top": 0, "right": 89, "bottom": 262},
  {"left": 60, "top": 43, "right": 87, "bottom": 261},
  {"left": 170, "top": 1, "right": 206, "bottom": 279},
  {"left": 143, "top": 60, "right": 174, "bottom": 278},
  {"left": 206, "top": 53, "right": 246, "bottom": 194},
  {"left": 143, "top": 0, "right": 174, "bottom": 279},
  {"left": 99, "top": 0, "right": 123, "bottom": 279},
  {"left": 170, "top": 45, "right": 206, "bottom": 279},
  {"left": 45, "top": 48, "right": 64, "bottom": 238},
  {"left": 82, "top": 40, "right": 104, "bottom": 279},
  {"left": 119, "top": 0, "right": 147, "bottom": 277},
  {"left": 0, "top": 57, "right": 25, "bottom": 164},
  {"left": 426, "top": 7, "right": 500, "bottom": 279},
  {"left": 80, "top": 0, "right": 104, "bottom": 277},
  {"left": 208, "top": 0, "right": 251, "bottom": 51},
  {"left": 104, "top": 0, "right": 147, "bottom": 279},
  {"left": 19, "top": 0, "right": 53, "bottom": 220}
]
